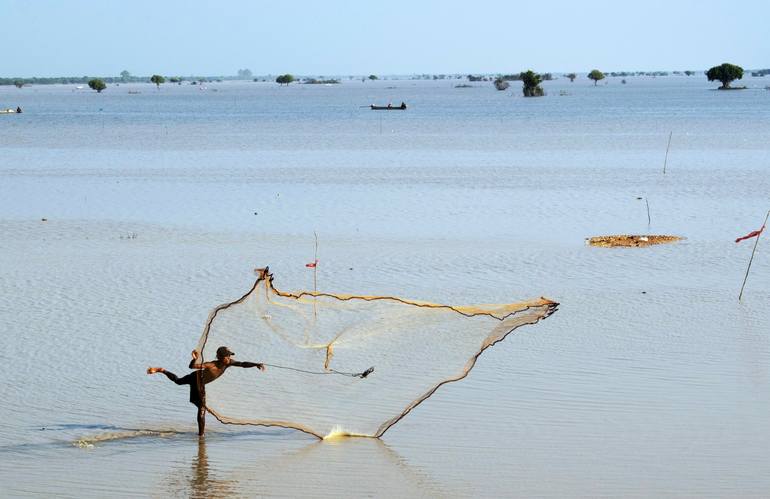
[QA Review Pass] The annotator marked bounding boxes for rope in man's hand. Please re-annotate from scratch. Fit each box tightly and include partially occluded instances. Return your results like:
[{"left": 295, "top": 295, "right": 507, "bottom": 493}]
[{"left": 262, "top": 363, "right": 374, "bottom": 379}]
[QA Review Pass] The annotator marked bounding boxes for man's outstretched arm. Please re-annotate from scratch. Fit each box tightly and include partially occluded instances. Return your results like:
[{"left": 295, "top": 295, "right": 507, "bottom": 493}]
[{"left": 231, "top": 361, "right": 266, "bottom": 371}]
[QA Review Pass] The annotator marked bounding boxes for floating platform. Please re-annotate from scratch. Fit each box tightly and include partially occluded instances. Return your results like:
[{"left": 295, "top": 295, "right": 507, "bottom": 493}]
[{"left": 586, "top": 235, "right": 683, "bottom": 248}]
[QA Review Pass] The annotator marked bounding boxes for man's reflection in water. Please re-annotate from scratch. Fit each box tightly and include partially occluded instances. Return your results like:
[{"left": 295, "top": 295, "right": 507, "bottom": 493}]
[{"left": 189, "top": 438, "right": 236, "bottom": 499}]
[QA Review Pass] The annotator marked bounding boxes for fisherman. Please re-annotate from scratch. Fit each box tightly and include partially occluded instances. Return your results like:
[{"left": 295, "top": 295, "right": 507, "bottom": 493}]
[
  {"left": 16, "top": 106, "right": 22, "bottom": 113},
  {"left": 147, "top": 347, "right": 265, "bottom": 436}
]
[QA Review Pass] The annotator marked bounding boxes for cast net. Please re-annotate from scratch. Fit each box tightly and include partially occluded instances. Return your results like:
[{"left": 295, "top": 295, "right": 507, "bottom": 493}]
[{"left": 196, "top": 267, "right": 558, "bottom": 438}]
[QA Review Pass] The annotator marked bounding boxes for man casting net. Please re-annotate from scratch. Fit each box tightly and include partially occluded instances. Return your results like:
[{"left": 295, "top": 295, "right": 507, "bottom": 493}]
[{"left": 190, "top": 267, "right": 558, "bottom": 439}]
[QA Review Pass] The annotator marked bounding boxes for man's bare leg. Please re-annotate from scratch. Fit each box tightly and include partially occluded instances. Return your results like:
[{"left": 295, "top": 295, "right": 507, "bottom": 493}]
[
  {"left": 147, "top": 367, "right": 184, "bottom": 384},
  {"left": 148, "top": 367, "right": 206, "bottom": 435},
  {"left": 197, "top": 405, "right": 206, "bottom": 436}
]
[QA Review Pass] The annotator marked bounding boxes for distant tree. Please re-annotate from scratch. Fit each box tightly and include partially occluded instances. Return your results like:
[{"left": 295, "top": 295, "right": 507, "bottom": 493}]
[
  {"left": 566, "top": 73, "right": 576, "bottom": 82},
  {"left": 368, "top": 74, "right": 378, "bottom": 80},
  {"left": 275, "top": 74, "right": 295, "bottom": 85},
  {"left": 14, "top": 80, "right": 24, "bottom": 88},
  {"left": 520, "top": 70, "right": 544, "bottom": 97},
  {"left": 684, "top": 70, "right": 694, "bottom": 76},
  {"left": 705, "top": 63, "right": 744, "bottom": 89},
  {"left": 88, "top": 78, "right": 107, "bottom": 93},
  {"left": 150, "top": 74, "right": 165, "bottom": 88},
  {"left": 588, "top": 69, "right": 605, "bottom": 86},
  {"left": 237, "top": 68, "right": 253, "bottom": 79},
  {"left": 120, "top": 70, "right": 131, "bottom": 81},
  {"left": 493, "top": 77, "right": 510, "bottom": 91}
]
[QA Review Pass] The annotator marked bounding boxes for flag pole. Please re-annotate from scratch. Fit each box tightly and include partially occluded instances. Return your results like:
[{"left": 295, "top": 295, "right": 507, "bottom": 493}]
[{"left": 738, "top": 209, "right": 770, "bottom": 302}]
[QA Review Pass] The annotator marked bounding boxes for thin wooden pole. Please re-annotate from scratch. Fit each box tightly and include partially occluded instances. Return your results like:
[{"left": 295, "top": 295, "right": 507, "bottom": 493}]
[
  {"left": 738, "top": 210, "right": 770, "bottom": 302},
  {"left": 663, "top": 131, "right": 672, "bottom": 174}
]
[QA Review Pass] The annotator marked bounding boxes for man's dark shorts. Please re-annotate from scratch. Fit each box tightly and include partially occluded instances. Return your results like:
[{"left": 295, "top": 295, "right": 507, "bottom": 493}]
[{"left": 179, "top": 372, "right": 205, "bottom": 408}]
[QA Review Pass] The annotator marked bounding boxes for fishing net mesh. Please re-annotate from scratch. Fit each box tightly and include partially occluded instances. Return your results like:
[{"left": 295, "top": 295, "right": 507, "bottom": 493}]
[{"left": 196, "top": 267, "right": 558, "bottom": 438}]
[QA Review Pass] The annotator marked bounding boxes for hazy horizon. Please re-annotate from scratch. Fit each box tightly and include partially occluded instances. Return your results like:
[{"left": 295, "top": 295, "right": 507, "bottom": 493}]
[
  {"left": 0, "top": 68, "right": 748, "bottom": 80},
  {"left": 1, "top": 0, "right": 767, "bottom": 77},
  {"left": 3, "top": 66, "right": 766, "bottom": 79}
]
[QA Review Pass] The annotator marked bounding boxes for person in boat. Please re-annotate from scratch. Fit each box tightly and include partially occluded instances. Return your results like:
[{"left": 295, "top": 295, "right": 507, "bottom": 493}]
[
  {"left": 147, "top": 347, "right": 265, "bottom": 436},
  {"left": 399, "top": 102, "right": 406, "bottom": 109},
  {"left": 16, "top": 106, "right": 22, "bottom": 113},
  {"left": 387, "top": 102, "right": 392, "bottom": 108}
]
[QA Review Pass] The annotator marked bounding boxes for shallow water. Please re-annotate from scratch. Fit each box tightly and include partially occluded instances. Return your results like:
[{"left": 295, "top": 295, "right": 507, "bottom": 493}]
[{"left": 1, "top": 77, "right": 769, "bottom": 497}]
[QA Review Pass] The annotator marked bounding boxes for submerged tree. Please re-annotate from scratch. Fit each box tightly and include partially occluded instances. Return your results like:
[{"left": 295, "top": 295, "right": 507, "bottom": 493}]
[
  {"left": 276, "top": 74, "right": 295, "bottom": 85},
  {"left": 566, "top": 73, "right": 577, "bottom": 82},
  {"left": 88, "top": 78, "right": 106, "bottom": 93},
  {"left": 520, "top": 70, "right": 544, "bottom": 97},
  {"left": 120, "top": 70, "right": 131, "bottom": 82},
  {"left": 150, "top": 74, "right": 165, "bottom": 89},
  {"left": 705, "top": 63, "right": 744, "bottom": 89},
  {"left": 368, "top": 74, "right": 379, "bottom": 81},
  {"left": 588, "top": 69, "right": 605, "bottom": 86}
]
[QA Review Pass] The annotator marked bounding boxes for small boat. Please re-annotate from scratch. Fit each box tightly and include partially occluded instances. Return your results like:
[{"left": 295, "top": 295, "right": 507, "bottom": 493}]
[
  {"left": 0, "top": 107, "right": 20, "bottom": 114},
  {"left": 370, "top": 102, "right": 407, "bottom": 110}
]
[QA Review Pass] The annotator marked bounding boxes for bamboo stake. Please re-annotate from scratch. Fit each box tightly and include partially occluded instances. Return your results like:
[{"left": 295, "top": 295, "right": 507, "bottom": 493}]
[
  {"left": 663, "top": 131, "right": 672, "bottom": 174},
  {"left": 738, "top": 210, "right": 770, "bottom": 302}
]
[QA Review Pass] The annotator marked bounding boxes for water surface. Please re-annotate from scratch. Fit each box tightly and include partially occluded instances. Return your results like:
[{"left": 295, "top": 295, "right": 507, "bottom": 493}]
[{"left": 1, "top": 77, "right": 769, "bottom": 497}]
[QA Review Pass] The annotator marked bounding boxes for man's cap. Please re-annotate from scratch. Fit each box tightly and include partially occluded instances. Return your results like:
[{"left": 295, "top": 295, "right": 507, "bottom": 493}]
[{"left": 216, "top": 346, "right": 235, "bottom": 357}]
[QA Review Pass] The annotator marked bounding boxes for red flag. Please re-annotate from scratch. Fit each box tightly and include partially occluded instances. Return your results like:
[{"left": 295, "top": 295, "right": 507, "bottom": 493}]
[
  {"left": 305, "top": 260, "right": 318, "bottom": 268},
  {"left": 735, "top": 226, "right": 765, "bottom": 243}
]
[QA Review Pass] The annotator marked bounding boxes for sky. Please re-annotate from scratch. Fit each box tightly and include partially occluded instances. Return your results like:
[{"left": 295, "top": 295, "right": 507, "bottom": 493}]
[{"left": 1, "top": 0, "right": 767, "bottom": 77}]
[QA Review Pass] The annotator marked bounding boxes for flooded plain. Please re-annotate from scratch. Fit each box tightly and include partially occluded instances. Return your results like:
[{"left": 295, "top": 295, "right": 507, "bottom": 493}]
[{"left": 1, "top": 76, "right": 769, "bottom": 497}]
